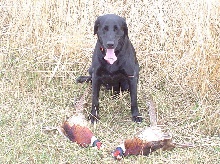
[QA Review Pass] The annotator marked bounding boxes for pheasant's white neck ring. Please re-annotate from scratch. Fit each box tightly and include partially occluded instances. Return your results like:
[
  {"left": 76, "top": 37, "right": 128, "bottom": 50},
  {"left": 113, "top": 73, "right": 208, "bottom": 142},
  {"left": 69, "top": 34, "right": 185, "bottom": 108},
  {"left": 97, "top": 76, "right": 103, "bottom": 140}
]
[
  {"left": 91, "top": 136, "right": 97, "bottom": 146},
  {"left": 118, "top": 143, "right": 126, "bottom": 153}
]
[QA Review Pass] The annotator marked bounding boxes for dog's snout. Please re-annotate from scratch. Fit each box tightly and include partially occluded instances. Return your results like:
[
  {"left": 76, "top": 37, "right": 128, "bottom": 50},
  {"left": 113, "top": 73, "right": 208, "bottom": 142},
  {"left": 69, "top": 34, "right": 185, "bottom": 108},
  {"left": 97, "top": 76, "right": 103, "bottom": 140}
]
[{"left": 107, "top": 41, "right": 114, "bottom": 49}]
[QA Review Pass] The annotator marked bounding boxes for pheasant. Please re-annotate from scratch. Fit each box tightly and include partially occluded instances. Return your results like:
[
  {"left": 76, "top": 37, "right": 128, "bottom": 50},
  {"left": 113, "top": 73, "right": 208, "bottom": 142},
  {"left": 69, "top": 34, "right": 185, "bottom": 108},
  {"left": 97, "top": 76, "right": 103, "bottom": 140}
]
[
  {"left": 59, "top": 87, "right": 102, "bottom": 149},
  {"left": 42, "top": 87, "right": 102, "bottom": 149},
  {"left": 112, "top": 127, "right": 174, "bottom": 160},
  {"left": 61, "top": 116, "right": 102, "bottom": 149},
  {"left": 112, "top": 99, "right": 175, "bottom": 160}
]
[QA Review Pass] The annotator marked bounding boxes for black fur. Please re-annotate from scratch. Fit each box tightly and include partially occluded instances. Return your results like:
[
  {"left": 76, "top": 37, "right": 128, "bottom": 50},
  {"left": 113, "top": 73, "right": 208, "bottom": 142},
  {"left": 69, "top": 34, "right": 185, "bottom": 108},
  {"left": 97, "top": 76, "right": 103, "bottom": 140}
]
[{"left": 76, "top": 14, "right": 142, "bottom": 123}]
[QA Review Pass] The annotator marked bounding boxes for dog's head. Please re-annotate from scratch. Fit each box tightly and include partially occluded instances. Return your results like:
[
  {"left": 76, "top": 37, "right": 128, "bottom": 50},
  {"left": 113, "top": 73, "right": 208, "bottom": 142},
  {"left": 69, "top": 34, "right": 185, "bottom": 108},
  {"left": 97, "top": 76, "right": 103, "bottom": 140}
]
[{"left": 94, "top": 14, "right": 128, "bottom": 64}]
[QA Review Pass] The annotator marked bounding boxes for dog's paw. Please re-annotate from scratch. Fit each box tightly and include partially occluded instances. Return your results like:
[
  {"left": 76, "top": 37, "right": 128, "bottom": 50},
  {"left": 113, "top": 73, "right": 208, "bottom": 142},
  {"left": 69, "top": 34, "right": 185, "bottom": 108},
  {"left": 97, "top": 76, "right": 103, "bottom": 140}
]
[
  {"left": 76, "top": 76, "right": 92, "bottom": 83},
  {"left": 132, "top": 115, "right": 143, "bottom": 123}
]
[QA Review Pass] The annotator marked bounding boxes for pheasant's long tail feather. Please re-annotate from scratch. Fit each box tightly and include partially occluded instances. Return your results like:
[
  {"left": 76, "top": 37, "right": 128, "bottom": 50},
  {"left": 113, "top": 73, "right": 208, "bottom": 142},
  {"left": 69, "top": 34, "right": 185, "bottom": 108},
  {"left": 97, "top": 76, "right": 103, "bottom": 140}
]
[
  {"left": 74, "top": 86, "right": 92, "bottom": 113},
  {"left": 148, "top": 96, "right": 157, "bottom": 127}
]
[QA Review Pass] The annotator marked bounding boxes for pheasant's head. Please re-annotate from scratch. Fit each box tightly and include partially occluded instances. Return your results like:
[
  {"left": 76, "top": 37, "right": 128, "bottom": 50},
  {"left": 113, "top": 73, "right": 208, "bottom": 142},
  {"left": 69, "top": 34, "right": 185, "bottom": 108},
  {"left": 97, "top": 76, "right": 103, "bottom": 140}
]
[
  {"left": 94, "top": 140, "right": 102, "bottom": 149},
  {"left": 112, "top": 147, "right": 124, "bottom": 160}
]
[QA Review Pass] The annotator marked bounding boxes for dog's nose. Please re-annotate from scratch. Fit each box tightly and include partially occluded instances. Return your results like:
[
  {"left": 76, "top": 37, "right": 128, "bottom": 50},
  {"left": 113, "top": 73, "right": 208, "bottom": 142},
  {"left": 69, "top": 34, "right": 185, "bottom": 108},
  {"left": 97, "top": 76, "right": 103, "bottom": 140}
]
[{"left": 107, "top": 41, "right": 114, "bottom": 49}]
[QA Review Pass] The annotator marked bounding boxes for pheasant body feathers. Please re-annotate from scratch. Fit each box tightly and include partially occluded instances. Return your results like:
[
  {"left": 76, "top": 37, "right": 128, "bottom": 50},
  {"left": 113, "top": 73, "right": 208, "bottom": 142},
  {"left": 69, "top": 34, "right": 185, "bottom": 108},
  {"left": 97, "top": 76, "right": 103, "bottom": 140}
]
[
  {"left": 62, "top": 122, "right": 94, "bottom": 147},
  {"left": 59, "top": 87, "right": 102, "bottom": 149}
]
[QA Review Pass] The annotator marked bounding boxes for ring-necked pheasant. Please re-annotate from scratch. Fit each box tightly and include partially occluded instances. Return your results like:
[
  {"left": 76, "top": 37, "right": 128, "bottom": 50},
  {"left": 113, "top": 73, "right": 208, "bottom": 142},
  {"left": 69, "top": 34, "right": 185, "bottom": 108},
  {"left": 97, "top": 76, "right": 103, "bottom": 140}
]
[
  {"left": 112, "top": 127, "right": 174, "bottom": 160},
  {"left": 112, "top": 99, "right": 175, "bottom": 160},
  {"left": 60, "top": 87, "right": 102, "bottom": 149}
]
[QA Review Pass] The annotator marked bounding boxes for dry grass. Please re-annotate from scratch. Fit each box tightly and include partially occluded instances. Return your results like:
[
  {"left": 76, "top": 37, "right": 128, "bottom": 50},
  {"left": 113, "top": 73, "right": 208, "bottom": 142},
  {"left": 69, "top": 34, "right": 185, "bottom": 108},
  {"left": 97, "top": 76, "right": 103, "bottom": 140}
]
[{"left": 0, "top": 0, "right": 219, "bottom": 163}]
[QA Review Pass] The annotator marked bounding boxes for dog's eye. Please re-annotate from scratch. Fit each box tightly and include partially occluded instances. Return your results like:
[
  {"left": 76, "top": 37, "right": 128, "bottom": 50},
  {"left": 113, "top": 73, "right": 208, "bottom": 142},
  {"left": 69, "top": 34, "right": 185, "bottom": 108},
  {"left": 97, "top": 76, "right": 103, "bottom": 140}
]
[
  {"left": 104, "top": 26, "right": 109, "bottom": 31},
  {"left": 114, "top": 26, "right": 118, "bottom": 31}
]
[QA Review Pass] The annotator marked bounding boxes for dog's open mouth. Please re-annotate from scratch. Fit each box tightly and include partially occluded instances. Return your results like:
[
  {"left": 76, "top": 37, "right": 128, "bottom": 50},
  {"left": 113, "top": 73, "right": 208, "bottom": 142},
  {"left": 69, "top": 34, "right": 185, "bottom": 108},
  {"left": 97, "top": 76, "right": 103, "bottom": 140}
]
[{"left": 104, "top": 49, "right": 117, "bottom": 64}]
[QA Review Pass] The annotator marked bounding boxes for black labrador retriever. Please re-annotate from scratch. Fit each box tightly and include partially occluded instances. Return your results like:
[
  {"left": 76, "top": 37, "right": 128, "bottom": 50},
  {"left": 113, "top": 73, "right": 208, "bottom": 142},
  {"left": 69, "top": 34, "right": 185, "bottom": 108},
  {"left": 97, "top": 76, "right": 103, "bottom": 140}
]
[{"left": 77, "top": 14, "right": 142, "bottom": 124}]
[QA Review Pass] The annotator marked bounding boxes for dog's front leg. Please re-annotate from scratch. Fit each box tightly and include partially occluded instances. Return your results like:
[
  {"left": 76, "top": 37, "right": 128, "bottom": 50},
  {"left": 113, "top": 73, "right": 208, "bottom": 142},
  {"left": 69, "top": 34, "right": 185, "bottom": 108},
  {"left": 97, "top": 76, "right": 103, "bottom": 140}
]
[
  {"left": 128, "top": 76, "right": 142, "bottom": 123},
  {"left": 91, "top": 76, "right": 101, "bottom": 124}
]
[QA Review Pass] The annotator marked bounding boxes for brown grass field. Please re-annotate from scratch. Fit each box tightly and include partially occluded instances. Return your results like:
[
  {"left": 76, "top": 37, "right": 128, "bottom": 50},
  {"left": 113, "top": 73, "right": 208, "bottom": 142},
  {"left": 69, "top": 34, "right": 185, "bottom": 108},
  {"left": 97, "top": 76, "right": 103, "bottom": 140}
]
[{"left": 0, "top": 0, "right": 220, "bottom": 163}]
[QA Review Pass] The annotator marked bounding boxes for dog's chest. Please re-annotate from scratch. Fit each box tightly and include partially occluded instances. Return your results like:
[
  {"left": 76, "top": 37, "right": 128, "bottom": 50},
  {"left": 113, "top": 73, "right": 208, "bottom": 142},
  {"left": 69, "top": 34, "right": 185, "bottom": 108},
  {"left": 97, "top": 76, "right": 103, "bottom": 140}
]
[
  {"left": 101, "top": 74, "right": 126, "bottom": 85},
  {"left": 98, "top": 65, "right": 126, "bottom": 83}
]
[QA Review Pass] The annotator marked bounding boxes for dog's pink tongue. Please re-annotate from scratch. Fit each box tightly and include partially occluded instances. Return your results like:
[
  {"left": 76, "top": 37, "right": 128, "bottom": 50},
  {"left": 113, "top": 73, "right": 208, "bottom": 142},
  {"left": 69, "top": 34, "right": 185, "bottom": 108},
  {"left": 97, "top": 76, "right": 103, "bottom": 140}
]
[{"left": 104, "top": 49, "right": 117, "bottom": 64}]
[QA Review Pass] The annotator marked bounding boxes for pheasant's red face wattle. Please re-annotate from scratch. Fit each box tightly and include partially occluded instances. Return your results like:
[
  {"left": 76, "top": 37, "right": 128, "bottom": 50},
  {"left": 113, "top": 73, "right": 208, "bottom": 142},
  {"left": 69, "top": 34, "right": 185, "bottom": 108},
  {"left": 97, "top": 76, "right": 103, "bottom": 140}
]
[
  {"left": 113, "top": 150, "right": 120, "bottom": 157},
  {"left": 96, "top": 142, "right": 102, "bottom": 149},
  {"left": 112, "top": 149, "right": 123, "bottom": 160}
]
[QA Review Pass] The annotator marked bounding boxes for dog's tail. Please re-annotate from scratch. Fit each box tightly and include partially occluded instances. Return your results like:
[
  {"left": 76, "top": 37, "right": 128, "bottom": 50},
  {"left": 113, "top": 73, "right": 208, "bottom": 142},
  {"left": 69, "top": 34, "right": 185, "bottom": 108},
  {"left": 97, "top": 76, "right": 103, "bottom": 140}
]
[{"left": 76, "top": 76, "right": 92, "bottom": 83}]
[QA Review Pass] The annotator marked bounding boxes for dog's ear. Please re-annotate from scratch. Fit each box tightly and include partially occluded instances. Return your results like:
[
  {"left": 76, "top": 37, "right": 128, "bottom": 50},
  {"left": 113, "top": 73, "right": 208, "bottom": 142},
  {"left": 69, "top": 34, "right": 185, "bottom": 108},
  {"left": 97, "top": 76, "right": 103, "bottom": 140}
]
[
  {"left": 94, "top": 16, "right": 100, "bottom": 35},
  {"left": 122, "top": 18, "right": 128, "bottom": 36}
]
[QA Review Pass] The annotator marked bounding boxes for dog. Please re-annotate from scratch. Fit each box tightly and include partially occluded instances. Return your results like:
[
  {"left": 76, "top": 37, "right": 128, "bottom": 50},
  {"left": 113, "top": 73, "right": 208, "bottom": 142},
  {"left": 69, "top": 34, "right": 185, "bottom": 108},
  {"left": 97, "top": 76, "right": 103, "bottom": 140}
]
[{"left": 77, "top": 14, "right": 142, "bottom": 124}]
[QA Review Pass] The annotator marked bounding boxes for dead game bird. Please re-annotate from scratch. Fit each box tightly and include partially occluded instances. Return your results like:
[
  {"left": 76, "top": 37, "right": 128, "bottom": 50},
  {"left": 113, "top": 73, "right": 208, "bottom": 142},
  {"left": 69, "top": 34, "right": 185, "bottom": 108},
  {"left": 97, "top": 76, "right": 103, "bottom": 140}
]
[
  {"left": 61, "top": 116, "right": 102, "bottom": 149},
  {"left": 44, "top": 87, "right": 102, "bottom": 149},
  {"left": 112, "top": 127, "right": 175, "bottom": 160},
  {"left": 60, "top": 87, "right": 102, "bottom": 149},
  {"left": 112, "top": 98, "right": 194, "bottom": 160}
]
